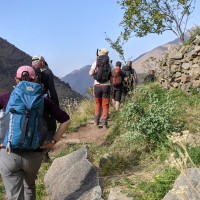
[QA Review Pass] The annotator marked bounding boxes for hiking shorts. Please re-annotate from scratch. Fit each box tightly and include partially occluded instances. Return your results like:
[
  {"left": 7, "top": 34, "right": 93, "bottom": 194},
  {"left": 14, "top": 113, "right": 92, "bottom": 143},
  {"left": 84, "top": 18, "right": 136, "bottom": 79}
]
[
  {"left": 112, "top": 89, "right": 122, "bottom": 102},
  {"left": 94, "top": 84, "right": 111, "bottom": 98}
]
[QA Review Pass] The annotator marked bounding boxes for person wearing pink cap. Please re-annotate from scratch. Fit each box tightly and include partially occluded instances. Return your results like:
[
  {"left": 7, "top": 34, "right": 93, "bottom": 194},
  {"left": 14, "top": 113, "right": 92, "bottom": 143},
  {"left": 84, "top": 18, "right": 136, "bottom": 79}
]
[
  {"left": 0, "top": 66, "right": 70, "bottom": 200},
  {"left": 16, "top": 65, "right": 36, "bottom": 80}
]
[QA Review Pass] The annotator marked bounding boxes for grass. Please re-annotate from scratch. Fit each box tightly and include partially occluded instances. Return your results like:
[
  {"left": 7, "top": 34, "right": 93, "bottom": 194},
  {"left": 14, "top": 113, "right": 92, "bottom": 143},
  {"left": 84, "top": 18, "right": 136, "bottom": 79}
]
[
  {"left": 36, "top": 163, "right": 51, "bottom": 200},
  {"left": 0, "top": 176, "right": 6, "bottom": 200},
  {"left": 98, "top": 83, "right": 200, "bottom": 199},
  {"left": 66, "top": 98, "right": 94, "bottom": 132}
]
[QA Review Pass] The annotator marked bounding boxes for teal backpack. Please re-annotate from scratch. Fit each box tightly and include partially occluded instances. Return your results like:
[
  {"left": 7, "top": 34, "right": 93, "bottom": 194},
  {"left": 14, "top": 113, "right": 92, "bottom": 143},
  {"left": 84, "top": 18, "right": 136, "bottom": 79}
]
[{"left": 3, "top": 81, "right": 44, "bottom": 153}]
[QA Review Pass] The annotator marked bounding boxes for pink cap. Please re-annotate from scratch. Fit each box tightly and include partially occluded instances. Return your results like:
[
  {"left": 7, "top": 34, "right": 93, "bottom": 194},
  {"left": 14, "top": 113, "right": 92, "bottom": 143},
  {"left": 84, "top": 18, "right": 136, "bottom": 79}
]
[{"left": 16, "top": 66, "right": 36, "bottom": 80}]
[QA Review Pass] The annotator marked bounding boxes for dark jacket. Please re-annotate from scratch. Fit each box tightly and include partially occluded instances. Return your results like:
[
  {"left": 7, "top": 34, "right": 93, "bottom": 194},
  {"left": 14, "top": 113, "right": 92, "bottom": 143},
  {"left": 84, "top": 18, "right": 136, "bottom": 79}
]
[
  {"left": 144, "top": 74, "right": 156, "bottom": 83},
  {"left": 122, "top": 65, "right": 138, "bottom": 84},
  {"left": 41, "top": 67, "right": 59, "bottom": 106}
]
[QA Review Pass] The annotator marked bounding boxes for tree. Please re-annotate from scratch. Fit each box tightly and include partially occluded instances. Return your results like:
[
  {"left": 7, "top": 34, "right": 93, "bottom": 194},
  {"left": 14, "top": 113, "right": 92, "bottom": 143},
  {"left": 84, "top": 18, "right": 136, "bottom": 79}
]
[
  {"left": 105, "top": 33, "right": 132, "bottom": 64},
  {"left": 117, "top": 0, "right": 196, "bottom": 43},
  {"left": 105, "top": 33, "right": 126, "bottom": 63}
]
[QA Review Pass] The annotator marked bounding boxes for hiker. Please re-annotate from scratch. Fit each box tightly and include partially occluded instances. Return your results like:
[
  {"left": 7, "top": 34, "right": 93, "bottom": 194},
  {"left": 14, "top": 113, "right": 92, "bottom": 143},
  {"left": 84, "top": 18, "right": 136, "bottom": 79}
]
[
  {"left": 0, "top": 66, "right": 70, "bottom": 200},
  {"left": 89, "top": 48, "right": 114, "bottom": 129},
  {"left": 111, "top": 61, "right": 126, "bottom": 111},
  {"left": 122, "top": 61, "right": 138, "bottom": 99},
  {"left": 32, "top": 55, "right": 59, "bottom": 106},
  {"left": 32, "top": 55, "right": 59, "bottom": 161},
  {"left": 144, "top": 70, "right": 156, "bottom": 83}
]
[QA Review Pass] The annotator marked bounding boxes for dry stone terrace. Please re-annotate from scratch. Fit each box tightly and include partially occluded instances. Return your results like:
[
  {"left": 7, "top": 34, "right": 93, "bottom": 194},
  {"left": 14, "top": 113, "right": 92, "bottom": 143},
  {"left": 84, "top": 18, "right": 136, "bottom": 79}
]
[{"left": 160, "top": 35, "right": 200, "bottom": 92}]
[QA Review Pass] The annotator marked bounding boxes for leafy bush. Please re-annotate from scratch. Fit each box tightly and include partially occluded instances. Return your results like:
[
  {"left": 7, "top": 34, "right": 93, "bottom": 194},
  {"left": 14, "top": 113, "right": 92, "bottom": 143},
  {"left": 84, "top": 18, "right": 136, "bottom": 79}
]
[{"left": 121, "top": 85, "right": 184, "bottom": 146}]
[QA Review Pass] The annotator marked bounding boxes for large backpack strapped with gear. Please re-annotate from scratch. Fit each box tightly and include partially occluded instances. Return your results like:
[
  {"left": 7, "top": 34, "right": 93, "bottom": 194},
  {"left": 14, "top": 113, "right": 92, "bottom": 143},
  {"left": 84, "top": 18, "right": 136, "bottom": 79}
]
[
  {"left": 3, "top": 81, "right": 44, "bottom": 153},
  {"left": 93, "top": 55, "right": 111, "bottom": 83}
]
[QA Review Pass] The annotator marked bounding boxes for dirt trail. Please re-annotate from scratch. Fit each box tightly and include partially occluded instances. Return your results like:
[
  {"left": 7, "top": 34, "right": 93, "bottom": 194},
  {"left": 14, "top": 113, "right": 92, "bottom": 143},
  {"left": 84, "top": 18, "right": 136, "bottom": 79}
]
[{"left": 50, "top": 121, "right": 110, "bottom": 157}]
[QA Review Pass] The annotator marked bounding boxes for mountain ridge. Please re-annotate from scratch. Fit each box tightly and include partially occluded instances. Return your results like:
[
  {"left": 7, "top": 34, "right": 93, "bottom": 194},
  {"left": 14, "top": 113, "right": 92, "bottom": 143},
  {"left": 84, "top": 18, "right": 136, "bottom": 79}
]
[{"left": 0, "top": 37, "right": 82, "bottom": 103}]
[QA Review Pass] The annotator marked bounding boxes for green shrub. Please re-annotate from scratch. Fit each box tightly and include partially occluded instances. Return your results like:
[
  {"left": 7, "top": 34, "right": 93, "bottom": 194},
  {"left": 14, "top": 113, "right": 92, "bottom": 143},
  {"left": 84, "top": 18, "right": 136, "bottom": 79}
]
[{"left": 121, "top": 85, "right": 184, "bottom": 146}]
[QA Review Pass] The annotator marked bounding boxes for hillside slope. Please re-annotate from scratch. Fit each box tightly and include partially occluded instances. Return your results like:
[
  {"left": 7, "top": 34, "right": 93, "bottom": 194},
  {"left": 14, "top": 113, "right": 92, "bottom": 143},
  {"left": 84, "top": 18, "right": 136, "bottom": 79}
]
[
  {"left": 62, "top": 65, "right": 93, "bottom": 95},
  {"left": 0, "top": 37, "right": 82, "bottom": 102}
]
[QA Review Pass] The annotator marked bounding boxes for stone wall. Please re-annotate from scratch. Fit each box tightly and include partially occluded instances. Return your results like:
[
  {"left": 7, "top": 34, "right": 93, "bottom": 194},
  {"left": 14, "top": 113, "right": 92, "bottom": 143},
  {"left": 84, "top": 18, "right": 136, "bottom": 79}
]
[{"left": 160, "top": 35, "right": 200, "bottom": 92}]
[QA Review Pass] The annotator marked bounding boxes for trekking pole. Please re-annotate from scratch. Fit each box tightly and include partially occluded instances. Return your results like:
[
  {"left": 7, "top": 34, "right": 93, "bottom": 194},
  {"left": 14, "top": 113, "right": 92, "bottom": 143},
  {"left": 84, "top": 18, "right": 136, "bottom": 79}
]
[{"left": 96, "top": 49, "right": 99, "bottom": 57}]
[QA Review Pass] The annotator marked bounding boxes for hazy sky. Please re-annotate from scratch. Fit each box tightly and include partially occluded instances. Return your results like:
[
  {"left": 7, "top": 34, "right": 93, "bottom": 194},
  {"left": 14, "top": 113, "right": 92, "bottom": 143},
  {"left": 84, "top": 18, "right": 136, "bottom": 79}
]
[{"left": 1, "top": 0, "right": 200, "bottom": 77}]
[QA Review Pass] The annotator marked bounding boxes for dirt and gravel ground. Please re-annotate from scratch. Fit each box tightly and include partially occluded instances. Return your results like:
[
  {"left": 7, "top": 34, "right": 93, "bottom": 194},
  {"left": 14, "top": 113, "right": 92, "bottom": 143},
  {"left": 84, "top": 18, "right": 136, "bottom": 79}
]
[{"left": 50, "top": 121, "right": 110, "bottom": 157}]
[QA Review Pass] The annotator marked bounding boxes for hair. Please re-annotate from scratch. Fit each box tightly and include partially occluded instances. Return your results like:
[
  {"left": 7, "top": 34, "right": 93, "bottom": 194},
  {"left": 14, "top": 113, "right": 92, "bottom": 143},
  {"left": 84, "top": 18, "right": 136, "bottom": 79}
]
[
  {"left": 20, "top": 71, "right": 32, "bottom": 81},
  {"left": 127, "top": 61, "right": 132, "bottom": 66},
  {"left": 116, "top": 61, "right": 122, "bottom": 68},
  {"left": 150, "top": 70, "right": 155, "bottom": 74}
]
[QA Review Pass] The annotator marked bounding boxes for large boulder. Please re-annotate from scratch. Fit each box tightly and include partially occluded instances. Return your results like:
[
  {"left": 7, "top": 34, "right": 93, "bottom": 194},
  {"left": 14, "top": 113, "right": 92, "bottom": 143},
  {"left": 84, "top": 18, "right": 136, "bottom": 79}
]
[
  {"left": 163, "top": 168, "right": 200, "bottom": 200},
  {"left": 44, "top": 145, "right": 103, "bottom": 200}
]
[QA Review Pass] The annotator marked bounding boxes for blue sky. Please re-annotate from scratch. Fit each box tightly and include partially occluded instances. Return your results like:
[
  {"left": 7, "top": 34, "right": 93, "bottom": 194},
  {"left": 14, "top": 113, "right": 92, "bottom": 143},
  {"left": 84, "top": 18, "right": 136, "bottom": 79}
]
[{"left": 1, "top": 0, "right": 200, "bottom": 77}]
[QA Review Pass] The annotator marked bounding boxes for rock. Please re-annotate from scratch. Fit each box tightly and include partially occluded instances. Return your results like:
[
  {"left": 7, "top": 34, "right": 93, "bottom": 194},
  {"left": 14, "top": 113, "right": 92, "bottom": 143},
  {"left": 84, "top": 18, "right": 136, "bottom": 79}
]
[
  {"left": 171, "top": 65, "right": 181, "bottom": 72},
  {"left": 194, "top": 46, "right": 200, "bottom": 53},
  {"left": 168, "top": 51, "right": 183, "bottom": 60},
  {"left": 192, "top": 80, "right": 200, "bottom": 88},
  {"left": 163, "top": 168, "right": 200, "bottom": 200},
  {"left": 181, "top": 74, "right": 190, "bottom": 83},
  {"left": 181, "top": 63, "right": 190, "bottom": 70},
  {"left": 108, "top": 187, "right": 133, "bottom": 200},
  {"left": 172, "top": 82, "right": 179, "bottom": 88},
  {"left": 44, "top": 145, "right": 103, "bottom": 200}
]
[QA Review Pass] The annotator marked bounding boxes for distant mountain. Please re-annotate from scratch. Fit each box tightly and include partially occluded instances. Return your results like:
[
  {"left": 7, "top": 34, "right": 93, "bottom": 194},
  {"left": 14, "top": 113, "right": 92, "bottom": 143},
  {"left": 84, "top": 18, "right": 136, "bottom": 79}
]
[
  {"left": 0, "top": 37, "right": 82, "bottom": 103},
  {"left": 62, "top": 65, "right": 93, "bottom": 95}
]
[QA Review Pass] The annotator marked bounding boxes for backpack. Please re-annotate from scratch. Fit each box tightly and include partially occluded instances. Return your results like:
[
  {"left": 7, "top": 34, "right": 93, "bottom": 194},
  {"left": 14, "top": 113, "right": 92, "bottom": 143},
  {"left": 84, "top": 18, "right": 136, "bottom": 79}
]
[
  {"left": 144, "top": 74, "right": 156, "bottom": 83},
  {"left": 123, "top": 65, "right": 134, "bottom": 77},
  {"left": 111, "top": 68, "right": 122, "bottom": 86},
  {"left": 3, "top": 81, "right": 44, "bottom": 153},
  {"left": 93, "top": 55, "right": 111, "bottom": 83}
]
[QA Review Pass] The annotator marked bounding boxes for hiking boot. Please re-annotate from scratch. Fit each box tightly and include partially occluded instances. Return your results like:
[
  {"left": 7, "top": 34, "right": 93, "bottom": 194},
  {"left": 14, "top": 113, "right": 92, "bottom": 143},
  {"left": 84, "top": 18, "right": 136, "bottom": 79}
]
[
  {"left": 94, "top": 115, "right": 100, "bottom": 126},
  {"left": 42, "top": 152, "right": 51, "bottom": 162},
  {"left": 102, "top": 124, "right": 108, "bottom": 129},
  {"left": 94, "top": 121, "right": 99, "bottom": 126},
  {"left": 101, "top": 118, "right": 108, "bottom": 129}
]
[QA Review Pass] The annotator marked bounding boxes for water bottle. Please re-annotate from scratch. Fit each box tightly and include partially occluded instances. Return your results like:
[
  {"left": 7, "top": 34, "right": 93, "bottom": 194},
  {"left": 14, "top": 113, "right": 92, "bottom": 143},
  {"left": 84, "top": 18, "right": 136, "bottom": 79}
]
[
  {"left": 0, "top": 109, "right": 5, "bottom": 143},
  {"left": 0, "top": 109, "right": 5, "bottom": 118}
]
